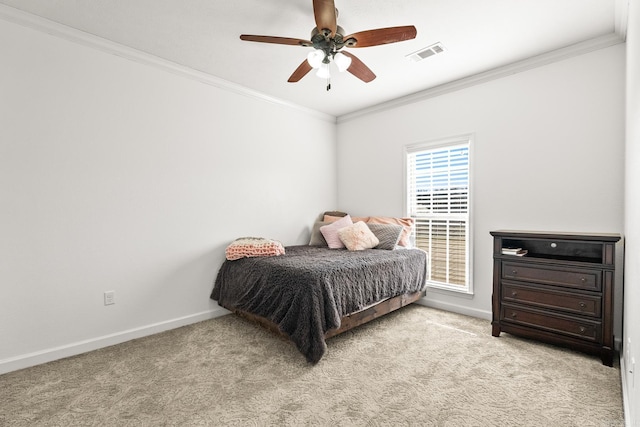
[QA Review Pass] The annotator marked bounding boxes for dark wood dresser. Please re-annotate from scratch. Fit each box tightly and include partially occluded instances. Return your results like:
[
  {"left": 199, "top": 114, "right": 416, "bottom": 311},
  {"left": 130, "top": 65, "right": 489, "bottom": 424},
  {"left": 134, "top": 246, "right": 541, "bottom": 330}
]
[{"left": 490, "top": 230, "right": 621, "bottom": 366}]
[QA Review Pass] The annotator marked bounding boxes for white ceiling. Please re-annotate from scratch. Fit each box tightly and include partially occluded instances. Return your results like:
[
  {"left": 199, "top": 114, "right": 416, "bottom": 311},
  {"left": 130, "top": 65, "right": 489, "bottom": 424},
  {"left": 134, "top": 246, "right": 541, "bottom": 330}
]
[{"left": 0, "top": 0, "right": 627, "bottom": 117}]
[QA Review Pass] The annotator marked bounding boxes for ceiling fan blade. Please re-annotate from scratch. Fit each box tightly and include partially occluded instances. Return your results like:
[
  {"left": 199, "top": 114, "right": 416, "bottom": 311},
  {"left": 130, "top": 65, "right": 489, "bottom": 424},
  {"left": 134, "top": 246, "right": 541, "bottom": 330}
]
[
  {"left": 288, "top": 60, "right": 313, "bottom": 82},
  {"left": 313, "top": 0, "right": 337, "bottom": 37},
  {"left": 240, "top": 35, "right": 312, "bottom": 46},
  {"left": 344, "top": 25, "right": 417, "bottom": 48},
  {"left": 341, "top": 51, "right": 376, "bottom": 83}
]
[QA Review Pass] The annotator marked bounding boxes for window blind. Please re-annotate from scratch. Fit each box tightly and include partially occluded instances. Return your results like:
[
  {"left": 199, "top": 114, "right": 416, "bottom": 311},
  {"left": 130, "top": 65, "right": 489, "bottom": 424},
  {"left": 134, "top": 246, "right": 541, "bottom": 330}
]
[{"left": 407, "top": 142, "right": 470, "bottom": 290}]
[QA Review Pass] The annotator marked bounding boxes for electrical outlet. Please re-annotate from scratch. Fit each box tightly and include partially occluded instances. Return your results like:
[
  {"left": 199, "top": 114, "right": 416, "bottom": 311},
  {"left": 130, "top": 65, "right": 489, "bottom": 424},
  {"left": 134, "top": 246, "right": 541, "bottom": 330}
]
[{"left": 104, "top": 290, "right": 115, "bottom": 306}]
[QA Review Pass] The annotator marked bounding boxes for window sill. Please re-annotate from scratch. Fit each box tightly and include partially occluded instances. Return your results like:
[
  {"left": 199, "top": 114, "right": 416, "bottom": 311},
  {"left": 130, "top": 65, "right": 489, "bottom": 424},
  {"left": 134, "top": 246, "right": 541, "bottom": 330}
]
[{"left": 426, "top": 282, "right": 473, "bottom": 297}]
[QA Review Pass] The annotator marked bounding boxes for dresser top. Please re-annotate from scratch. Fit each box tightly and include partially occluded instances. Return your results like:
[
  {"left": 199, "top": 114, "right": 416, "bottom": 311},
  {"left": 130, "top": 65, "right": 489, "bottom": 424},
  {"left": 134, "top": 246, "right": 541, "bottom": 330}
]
[{"left": 490, "top": 230, "right": 621, "bottom": 242}]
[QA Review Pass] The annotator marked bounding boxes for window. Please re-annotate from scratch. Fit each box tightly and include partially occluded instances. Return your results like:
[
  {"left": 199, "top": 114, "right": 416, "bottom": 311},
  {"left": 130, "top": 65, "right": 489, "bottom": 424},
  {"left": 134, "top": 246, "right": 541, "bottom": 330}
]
[{"left": 405, "top": 135, "right": 472, "bottom": 293}]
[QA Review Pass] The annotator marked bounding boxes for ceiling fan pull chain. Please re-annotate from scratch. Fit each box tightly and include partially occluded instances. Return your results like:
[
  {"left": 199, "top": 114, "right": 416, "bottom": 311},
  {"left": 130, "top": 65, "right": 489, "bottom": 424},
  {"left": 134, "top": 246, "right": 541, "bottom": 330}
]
[{"left": 239, "top": 1, "right": 417, "bottom": 88}]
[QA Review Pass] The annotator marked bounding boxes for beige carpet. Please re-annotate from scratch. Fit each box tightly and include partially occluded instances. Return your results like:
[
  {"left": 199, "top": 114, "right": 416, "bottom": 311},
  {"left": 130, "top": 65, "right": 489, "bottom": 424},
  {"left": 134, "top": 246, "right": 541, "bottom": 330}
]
[{"left": 0, "top": 305, "right": 624, "bottom": 426}]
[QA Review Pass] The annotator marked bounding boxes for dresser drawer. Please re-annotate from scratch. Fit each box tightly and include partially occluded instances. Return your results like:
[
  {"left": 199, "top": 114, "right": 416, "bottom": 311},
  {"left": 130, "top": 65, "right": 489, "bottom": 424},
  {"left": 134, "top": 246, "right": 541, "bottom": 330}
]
[
  {"left": 502, "top": 282, "right": 601, "bottom": 317},
  {"left": 501, "top": 303, "right": 601, "bottom": 342},
  {"left": 502, "top": 262, "right": 601, "bottom": 291}
]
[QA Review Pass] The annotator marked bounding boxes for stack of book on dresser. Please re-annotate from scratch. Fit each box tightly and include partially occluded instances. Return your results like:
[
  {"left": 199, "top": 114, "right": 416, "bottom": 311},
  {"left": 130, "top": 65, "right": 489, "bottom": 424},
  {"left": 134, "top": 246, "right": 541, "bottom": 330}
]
[{"left": 502, "top": 247, "right": 528, "bottom": 256}]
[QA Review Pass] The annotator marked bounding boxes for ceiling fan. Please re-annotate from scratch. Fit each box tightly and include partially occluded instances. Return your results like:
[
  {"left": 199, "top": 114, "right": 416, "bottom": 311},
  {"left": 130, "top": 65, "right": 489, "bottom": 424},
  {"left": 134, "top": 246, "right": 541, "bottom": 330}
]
[{"left": 239, "top": 0, "right": 417, "bottom": 90}]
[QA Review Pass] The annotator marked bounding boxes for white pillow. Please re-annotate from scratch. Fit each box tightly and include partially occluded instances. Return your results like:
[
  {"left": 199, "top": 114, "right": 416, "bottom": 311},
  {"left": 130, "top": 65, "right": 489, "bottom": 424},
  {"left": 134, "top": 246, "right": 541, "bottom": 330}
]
[
  {"left": 320, "top": 215, "right": 353, "bottom": 249},
  {"left": 337, "top": 221, "right": 379, "bottom": 251}
]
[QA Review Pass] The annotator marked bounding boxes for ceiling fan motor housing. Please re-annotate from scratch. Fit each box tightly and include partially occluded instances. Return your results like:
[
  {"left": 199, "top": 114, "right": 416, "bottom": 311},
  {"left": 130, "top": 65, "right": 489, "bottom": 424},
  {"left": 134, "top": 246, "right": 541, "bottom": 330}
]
[
  {"left": 310, "top": 26, "right": 355, "bottom": 53},
  {"left": 239, "top": 0, "right": 416, "bottom": 86}
]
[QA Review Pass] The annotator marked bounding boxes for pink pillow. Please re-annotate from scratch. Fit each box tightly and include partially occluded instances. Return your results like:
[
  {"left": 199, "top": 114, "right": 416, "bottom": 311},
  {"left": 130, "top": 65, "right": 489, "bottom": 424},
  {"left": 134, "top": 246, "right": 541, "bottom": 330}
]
[
  {"left": 320, "top": 215, "right": 353, "bottom": 249},
  {"left": 324, "top": 214, "right": 370, "bottom": 223},
  {"left": 337, "top": 221, "right": 379, "bottom": 251},
  {"left": 225, "top": 237, "right": 285, "bottom": 261}
]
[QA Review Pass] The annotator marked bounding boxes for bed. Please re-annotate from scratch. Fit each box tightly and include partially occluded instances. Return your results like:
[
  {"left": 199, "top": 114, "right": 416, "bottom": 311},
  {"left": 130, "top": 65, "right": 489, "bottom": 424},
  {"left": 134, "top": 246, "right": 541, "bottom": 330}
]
[{"left": 211, "top": 244, "right": 428, "bottom": 363}]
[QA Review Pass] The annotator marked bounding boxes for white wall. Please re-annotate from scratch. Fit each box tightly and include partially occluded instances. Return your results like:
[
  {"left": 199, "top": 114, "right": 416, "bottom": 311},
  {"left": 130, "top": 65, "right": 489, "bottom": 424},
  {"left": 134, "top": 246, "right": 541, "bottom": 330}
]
[
  {"left": 0, "top": 17, "right": 337, "bottom": 373},
  {"left": 623, "top": 0, "right": 640, "bottom": 423},
  {"left": 0, "top": 6, "right": 630, "bottom": 389},
  {"left": 337, "top": 45, "right": 625, "bottom": 325}
]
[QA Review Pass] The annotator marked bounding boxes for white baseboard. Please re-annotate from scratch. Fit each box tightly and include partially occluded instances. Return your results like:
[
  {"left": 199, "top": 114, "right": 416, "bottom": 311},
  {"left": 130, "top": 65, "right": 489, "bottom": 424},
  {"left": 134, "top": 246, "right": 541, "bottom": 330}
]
[
  {"left": 0, "top": 307, "right": 230, "bottom": 375},
  {"left": 620, "top": 354, "right": 633, "bottom": 427},
  {"left": 416, "top": 299, "right": 624, "bottom": 351},
  {"left": 416, "top": 297, "right": 493, "bottom": 321}
]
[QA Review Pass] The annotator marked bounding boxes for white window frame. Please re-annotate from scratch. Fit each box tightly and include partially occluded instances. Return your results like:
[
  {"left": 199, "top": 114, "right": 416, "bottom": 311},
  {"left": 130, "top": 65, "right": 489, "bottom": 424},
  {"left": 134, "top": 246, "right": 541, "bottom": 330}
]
[{"left": 404, "top": 134, "right": 473, "bottom": 294}]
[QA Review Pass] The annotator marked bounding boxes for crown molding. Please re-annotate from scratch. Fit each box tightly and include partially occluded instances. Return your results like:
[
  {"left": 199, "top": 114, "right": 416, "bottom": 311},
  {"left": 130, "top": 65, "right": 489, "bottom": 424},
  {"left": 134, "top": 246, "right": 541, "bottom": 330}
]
[
  {"left": 1, "top": 3, "right": 624, "bottom": 127},
  {"left": 337, "top": 32, "right": 625, "bottom": 124},
  {"left": 0, "top": 4, "right": 336, "bottom": 124}
]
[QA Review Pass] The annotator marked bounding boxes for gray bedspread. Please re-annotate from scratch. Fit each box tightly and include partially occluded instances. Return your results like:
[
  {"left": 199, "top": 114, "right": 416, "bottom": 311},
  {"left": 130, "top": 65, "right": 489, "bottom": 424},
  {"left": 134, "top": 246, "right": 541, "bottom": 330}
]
[{"left": 210, "top": 245, "right": 428, "bottom": 363}]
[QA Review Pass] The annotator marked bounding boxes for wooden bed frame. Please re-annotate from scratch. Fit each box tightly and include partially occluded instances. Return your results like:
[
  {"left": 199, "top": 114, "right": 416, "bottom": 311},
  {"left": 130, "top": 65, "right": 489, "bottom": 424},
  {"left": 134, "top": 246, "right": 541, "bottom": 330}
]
[{"left": 225, "top": 290, "right": 425, "bottom": 341}]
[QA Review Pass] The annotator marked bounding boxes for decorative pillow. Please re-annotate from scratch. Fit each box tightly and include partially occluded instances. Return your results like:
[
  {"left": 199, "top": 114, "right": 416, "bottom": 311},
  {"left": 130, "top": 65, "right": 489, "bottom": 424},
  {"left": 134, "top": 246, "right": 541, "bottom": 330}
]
[
  {"left": 225, "top": 237, "right": 285, "bottom": 261},
  {"left": 323, "top": 214, "right": 342, "bottom": 223},
  {"left": 324, "top": 214, "right": 370, "bottom": 223},
  {"left": 337, "top": 221, "right": 379, "bottom": 251},
  {"left": 367, "top": 217, "right": 415, "bottom": 247},
  {"left": 323, "top": 211, "right": 348, "bottom": 218},
  {"left": 320, "top": 215, "right": 353, "bottom": 249},
  {"left": 308, "top": 221, "right": 328, "bottom": 246},
  {"left": 367, "top": 223, "right": 404, "bottom": 250}
]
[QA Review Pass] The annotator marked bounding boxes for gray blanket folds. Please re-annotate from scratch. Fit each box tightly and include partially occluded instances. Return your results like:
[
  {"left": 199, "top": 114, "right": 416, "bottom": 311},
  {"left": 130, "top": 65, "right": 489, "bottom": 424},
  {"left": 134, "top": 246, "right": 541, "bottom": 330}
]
[{"left": 211, "top": 245, "right": 428, "bottom": 363}]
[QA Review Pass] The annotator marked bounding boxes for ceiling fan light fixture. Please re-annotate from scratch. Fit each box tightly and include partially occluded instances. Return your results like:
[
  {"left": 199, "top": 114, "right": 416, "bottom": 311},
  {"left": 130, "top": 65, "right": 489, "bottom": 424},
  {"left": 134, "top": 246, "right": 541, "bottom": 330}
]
[
  {"left": 333, "top": 52, "right": 352, "bottom": 72},
  {"left": 307, "top": 50, "right": 324, "bottom": 68},
  {"left": 316, "top": 63, "right": 331, "bottom": 79},
  {"left": 240, "top": 0, "right": 417, "bottom": 88}
]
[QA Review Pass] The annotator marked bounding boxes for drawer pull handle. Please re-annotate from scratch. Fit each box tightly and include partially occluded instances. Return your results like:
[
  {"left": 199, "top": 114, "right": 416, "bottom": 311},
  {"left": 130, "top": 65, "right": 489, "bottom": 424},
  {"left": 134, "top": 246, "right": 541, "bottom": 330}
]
[
  {"left": 511, "top": 270, "right": 518, "bottom": 275},
  {"left": 581, "top": 277, "right": 586, "bottom": 283},
  {"left": 579, "top": 302, "right": 586, "bottom": 308},
  {"left": 511, "top": 291, "right": 518, "bottom": 297},
  {"left": 511, "top": 312, "right": 517, "bottom": 318},
  {"left": 579, "top": 326, "right": 586, "bottom": 333}
]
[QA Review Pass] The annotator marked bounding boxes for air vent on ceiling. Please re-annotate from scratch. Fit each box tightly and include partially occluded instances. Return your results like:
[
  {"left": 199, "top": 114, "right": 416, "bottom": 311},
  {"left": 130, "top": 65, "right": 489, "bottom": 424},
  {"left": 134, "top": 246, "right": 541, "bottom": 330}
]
[{"left": 406, "top": 42, "right": 446, "bottom": 63}]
